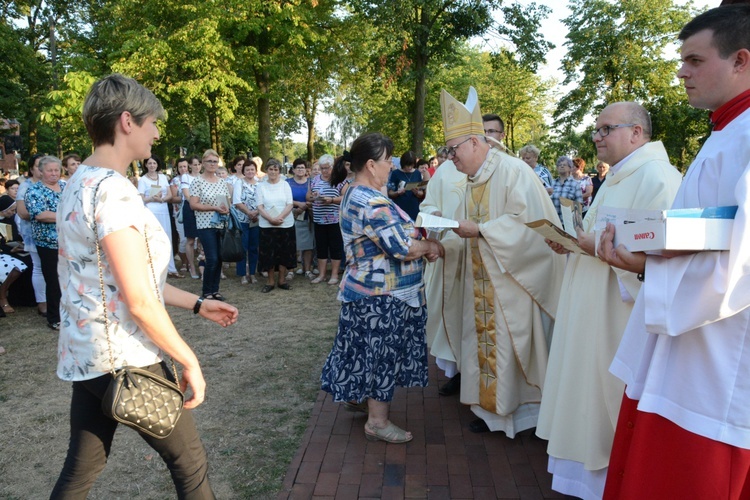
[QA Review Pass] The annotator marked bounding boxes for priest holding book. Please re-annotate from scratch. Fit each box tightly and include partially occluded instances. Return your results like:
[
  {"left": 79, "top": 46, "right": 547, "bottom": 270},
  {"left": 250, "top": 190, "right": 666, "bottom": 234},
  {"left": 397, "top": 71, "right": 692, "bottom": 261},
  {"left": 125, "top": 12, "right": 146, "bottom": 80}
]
[
  {"left": 535, "top": 101, "right": 682, "bottom": 499},
  {"left": 441, "top": 87, "right": 565, "bottom": 437}
]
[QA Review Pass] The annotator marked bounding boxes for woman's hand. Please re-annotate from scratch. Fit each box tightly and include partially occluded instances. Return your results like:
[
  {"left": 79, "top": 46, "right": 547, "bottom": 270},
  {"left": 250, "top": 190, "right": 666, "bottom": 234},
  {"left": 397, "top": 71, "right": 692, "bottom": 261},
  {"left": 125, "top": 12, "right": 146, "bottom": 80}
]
[
  {"left": 424, "top": 239, "right": 444, "bottom": 262},
  {"left": 215, "top": 204, "right": 229, "bottom": 215},
  {"left": 199, "top": 298, "right": 238, "bottom": 327},
  {"left": 180, "top": 364, "right": 206, "bottom": 409}
]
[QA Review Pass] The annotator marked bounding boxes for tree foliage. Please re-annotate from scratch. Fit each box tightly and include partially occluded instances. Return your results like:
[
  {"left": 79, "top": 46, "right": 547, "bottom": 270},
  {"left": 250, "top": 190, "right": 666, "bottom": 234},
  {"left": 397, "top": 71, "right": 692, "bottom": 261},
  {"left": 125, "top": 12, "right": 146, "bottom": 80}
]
[
  {"left": 0, "top": 0, "right": 713, "bottom": 172},
  {"left": 555, "top": 0, "right": 693, "bottom": 128}
]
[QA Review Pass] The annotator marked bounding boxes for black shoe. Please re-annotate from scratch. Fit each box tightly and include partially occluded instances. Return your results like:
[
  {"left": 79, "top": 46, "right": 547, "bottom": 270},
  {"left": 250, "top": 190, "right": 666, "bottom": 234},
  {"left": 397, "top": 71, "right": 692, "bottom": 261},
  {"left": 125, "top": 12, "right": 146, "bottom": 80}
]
[
  {"left": 48, "top": 322, "right": 61, "bottom": 331},
  {"left": 211, "top": 293, "right": 226, "bottom": 301},
  {"left": 469, "top": 418, "right": 490, "bottom": 434},
  {"left": 438, "top": 373, "right": 461, "bottom": 396}
]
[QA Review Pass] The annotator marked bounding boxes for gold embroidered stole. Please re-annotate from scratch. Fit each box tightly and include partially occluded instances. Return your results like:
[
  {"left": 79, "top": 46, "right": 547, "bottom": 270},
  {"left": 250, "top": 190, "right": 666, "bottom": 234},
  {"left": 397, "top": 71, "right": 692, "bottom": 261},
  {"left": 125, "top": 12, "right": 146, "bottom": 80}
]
[{"left": 468, "top": 179, "right": 497, "bottom": 413}]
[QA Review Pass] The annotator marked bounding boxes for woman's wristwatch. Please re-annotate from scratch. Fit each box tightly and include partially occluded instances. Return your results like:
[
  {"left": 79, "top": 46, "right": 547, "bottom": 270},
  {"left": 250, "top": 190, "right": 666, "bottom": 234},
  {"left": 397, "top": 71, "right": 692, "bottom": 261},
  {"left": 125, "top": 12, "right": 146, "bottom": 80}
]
[{"left": 193, "top": 296, "right": 204, "bottom": 314}]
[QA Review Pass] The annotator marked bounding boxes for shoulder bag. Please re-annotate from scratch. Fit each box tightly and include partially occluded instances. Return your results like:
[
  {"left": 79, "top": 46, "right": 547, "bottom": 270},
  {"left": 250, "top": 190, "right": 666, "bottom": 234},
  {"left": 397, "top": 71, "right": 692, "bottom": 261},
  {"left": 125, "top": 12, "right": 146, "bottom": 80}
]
[{"left": 220, "top": 208, "right": 244, "bottom": 262}]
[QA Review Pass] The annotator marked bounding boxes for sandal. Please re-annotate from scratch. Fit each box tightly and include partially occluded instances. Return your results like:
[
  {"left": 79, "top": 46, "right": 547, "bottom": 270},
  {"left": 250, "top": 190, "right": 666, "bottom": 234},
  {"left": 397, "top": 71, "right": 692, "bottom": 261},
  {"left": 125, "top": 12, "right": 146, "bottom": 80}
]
[
  {"left": 310, "top": 276, "right": 326, "bottom": 284},
  {"left": 1, "top": 303, "right": 15, "bottom": 314},
  {"left": 168, "top": 272, "right": 185, "bottom": 279},
  {"left": 211, "top": 292, "right": 226, "bottom": 302},
  {"left": 364, "top": 421, "right": 412, "bottom": 444},
  {"left": 278, "top": 283, "right": 291, "bottom": 290},
  {"left": 261, "top": 285, "right": 275, "bottom": 293},
  {"left": 327, "top": 277, "right": 339, "bottom": 285}
]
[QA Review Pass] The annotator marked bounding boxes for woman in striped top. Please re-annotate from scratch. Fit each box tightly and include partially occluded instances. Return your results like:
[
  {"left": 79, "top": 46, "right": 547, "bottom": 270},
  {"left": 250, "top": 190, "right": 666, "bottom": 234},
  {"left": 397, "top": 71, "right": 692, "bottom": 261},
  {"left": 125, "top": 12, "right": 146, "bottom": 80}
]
[{"left": 307, "top": 154, "right": 344, "bottom": 285}]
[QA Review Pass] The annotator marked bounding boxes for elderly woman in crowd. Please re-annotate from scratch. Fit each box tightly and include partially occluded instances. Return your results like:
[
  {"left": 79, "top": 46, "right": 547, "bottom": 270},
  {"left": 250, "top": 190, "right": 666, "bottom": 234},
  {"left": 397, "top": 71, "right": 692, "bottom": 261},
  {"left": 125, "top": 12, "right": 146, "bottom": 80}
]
[
  {"left": 550, "top": 155, "right": 583, "bottom": 223},
  {"left": 308, "top": 154, "right": 343, "bottom": 284},
  {"left": 257, "top": 158, "right": 296, "bottom": 293},
  {"left": 50, "top": 73, "right": 237, "bottom": 498},
  {"left": 287, "top": 158, "right": 314, "bottom": 278},
  {"left": 571, "top": 157, "right": 593, "bottom": 213},
  {"left": 25, "top": 155, "right": 65, "bottom": 329},
  {"left": 321, "top": 132, "right": 443, "bottom": 444},
  {"left": 16, "top": 154, "right": 47, "bottom": 316},
  {"left": 592, "top": 161, "right": 609, "bottom": 201},
  {"left": 520, "top": 144, "right": 553, "bottom": 194},
  {"left": 387, "top": 151, "right": 423, "bottom": 221},
  {"left": 190, "top": 149, "right": 231, "bottom": 301},
  {"left": 138, "top": 154, "right": 181, "bottom": 278},
  {"left": 181, "top": 156, "right": 202, "bottom": 279},
  {"left": 233, "top": 159, "right": 261, "bottom": 284}
]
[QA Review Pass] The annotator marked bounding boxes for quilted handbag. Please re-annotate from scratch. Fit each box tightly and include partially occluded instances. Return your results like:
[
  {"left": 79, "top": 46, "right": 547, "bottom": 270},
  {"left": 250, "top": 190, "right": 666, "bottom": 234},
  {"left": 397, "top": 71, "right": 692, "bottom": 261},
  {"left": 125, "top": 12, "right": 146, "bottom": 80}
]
[{"left": 101, "top": 365, "right": 184, "bottom": 439}]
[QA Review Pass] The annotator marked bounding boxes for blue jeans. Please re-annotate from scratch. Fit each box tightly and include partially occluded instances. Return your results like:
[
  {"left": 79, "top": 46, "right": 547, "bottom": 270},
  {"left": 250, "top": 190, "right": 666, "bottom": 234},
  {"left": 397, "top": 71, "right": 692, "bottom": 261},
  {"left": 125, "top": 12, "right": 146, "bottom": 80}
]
[
  {"left": 236, "top": 223, "right": 260, "bottom": 277},
  {"left": 196, "top": 228, "right": 222, "bottom": 296}
]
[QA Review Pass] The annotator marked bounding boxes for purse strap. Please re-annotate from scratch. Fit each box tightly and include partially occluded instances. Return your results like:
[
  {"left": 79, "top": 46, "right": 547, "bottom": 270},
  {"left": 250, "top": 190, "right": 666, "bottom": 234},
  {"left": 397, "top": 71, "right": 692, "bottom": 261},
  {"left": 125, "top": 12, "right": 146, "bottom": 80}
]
[{"left": 91, "top": 176, "right": 178, "bottom": 379}]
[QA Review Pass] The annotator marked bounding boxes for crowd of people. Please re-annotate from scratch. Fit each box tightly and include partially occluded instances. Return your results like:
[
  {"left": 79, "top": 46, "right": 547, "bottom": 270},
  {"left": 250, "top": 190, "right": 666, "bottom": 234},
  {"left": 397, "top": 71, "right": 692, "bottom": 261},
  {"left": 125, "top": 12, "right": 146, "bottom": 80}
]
[{"left": 1, "top": 5, "right": 748, "bottom": 498}]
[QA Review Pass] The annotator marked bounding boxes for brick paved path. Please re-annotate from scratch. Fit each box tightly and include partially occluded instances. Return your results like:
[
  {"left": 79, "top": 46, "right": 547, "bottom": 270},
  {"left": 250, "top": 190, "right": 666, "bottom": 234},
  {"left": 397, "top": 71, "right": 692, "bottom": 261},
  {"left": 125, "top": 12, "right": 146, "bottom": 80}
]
[{"left": 279, "top": 359, "right": 572, "bottom": 499}]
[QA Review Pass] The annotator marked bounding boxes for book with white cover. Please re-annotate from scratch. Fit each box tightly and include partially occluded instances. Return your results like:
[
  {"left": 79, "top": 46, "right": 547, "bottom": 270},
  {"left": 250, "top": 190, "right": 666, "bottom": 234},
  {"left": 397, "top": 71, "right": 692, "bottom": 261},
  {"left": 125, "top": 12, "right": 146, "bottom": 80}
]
[{"left": 414, "top": 212, "right": 458, "bottom": 232}]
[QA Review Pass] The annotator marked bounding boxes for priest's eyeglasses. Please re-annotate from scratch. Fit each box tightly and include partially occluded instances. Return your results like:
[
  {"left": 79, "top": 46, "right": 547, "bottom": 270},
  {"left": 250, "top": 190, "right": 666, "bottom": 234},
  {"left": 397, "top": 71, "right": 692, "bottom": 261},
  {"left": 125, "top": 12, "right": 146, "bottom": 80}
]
[
  {"left": 591, "top": 124, "right": 635, "bottom": 139},
  {"left": 445, "top": 137, "right": 472, "bottom": 158}
]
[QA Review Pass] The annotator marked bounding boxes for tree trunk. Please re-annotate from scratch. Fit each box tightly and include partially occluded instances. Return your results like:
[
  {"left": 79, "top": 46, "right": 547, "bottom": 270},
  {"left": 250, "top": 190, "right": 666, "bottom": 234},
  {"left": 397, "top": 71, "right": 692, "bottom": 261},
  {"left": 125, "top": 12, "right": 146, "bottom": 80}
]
[
  {"left": 304, "top": 94, "right": 317, "bottom": 161},
  {"left": 50, "top": 14, "right": 62, "bottom": 158},
  {"left": 411, "top": 69, "right": 426, "bottom": 157},
  {"left": 256, "top": 69, "right": 271, "bottom": 162},
  {"left": 208, "top": 98, "right": 221, "bottom": 155},
  {"left": 27, "top": 119, "right": 38, "bottom": 156}
]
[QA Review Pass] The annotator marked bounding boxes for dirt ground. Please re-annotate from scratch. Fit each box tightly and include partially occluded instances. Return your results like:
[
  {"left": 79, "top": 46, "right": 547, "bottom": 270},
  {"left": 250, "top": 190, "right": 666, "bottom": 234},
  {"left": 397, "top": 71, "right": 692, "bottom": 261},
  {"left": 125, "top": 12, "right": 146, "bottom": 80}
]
[{"left": 0, "top": 268, "right": 342, "bottom": 499}]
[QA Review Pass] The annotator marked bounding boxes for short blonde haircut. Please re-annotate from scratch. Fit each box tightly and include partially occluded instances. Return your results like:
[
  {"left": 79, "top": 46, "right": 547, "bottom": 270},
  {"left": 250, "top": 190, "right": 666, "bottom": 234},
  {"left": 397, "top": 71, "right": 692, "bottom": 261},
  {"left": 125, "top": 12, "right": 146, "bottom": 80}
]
[
  {"left": 202, "top": 149, "right": 220, "bottom": 161},
  {"left": 82, "top": 74, "right": 165, "bottom": 147}
]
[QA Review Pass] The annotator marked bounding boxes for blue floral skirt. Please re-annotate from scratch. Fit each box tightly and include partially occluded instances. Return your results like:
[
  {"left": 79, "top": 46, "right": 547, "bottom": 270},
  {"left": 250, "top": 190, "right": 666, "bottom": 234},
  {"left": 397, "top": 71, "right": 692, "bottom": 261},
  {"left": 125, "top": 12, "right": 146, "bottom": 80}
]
[{"left": 321, "top": 295, "right": 428, "bottom": 403}]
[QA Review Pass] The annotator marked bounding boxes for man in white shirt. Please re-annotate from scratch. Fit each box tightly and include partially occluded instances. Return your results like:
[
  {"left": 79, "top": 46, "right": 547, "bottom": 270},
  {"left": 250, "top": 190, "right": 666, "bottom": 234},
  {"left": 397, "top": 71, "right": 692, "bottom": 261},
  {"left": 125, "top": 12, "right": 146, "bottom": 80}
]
[{"left": 598, "top": 6, "right": 750, "bottom": 497}]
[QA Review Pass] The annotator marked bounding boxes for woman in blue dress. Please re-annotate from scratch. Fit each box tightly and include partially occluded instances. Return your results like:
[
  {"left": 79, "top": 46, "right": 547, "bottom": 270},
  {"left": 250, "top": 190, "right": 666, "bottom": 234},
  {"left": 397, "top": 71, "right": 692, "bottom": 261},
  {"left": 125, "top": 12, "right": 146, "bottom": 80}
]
[{"left": 320, "top": 132, "right": 443, "bottom": 444}]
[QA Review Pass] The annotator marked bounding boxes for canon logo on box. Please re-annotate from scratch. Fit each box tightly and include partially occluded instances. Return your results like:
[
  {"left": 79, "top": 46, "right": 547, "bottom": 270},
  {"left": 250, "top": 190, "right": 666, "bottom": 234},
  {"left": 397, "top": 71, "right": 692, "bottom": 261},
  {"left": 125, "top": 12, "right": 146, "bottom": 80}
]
[{"left": 633, "top": 232, "right": 655, "bottom": 240}]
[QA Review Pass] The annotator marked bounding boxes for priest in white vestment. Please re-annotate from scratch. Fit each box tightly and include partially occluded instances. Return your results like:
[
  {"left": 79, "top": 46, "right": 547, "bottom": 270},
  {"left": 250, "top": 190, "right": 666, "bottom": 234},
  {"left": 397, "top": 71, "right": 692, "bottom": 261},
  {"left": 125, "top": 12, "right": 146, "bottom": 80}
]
[
  {"left": 599, "top": 7, "right": 750, "bottom": 497},
  {"left": 535, "top": 102, "right": 683, "bottom": 500},
  {"left": 421, "top": 113, "right": 510, "bottom": 396},
  {"left": 440, "top": 87, "right": 566, "bottom": 437}
]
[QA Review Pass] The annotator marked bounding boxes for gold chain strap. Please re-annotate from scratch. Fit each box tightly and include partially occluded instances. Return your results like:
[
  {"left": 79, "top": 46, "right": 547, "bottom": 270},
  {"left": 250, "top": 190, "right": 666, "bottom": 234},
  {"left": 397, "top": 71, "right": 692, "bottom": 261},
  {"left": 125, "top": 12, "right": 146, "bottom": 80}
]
[{"left": 92, "top": 177, "right": 178, "bottom": 380}]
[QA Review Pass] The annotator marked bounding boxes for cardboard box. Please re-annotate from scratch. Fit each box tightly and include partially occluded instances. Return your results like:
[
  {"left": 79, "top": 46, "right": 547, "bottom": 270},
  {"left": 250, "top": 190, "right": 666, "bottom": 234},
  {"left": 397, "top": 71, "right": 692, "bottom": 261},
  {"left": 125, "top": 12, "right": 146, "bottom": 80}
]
[{"left": 595, "top": 206, "right": 736, "bottom": 253}]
